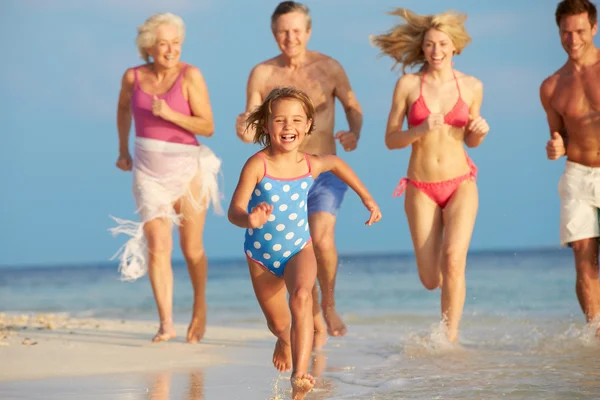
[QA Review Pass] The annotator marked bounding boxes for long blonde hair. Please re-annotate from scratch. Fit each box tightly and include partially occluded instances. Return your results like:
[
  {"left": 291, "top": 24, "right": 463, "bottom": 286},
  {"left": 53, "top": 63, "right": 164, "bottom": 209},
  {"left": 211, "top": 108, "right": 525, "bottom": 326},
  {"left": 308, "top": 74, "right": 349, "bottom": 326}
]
[
  {"left": 245, "top": 87, "right": 316, "bottom": 148},
  {"left": 370, "top": 8, "right": 471, "bottom": 73}
]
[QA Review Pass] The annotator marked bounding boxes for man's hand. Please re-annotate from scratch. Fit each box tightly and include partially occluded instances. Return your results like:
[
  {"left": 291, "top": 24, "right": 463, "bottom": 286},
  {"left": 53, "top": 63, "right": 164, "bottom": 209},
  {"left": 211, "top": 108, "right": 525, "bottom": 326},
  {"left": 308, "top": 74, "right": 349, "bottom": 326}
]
[
  {"left": 546, "top": 132, "right": 566, "bottom": 160},
  {"left": 334, "top": 130, "right": 359, "bottom": 152},
  {"left": 236, "top": 112, "right": 254, "bottom": 143}
]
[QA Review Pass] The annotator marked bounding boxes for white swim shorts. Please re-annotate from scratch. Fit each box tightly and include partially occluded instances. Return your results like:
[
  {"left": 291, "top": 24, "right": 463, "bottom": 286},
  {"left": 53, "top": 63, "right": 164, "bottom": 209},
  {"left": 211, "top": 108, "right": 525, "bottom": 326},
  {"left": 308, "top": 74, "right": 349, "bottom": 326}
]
[{"left": 558, "top": 161, "right": 600, "bottom": 246}]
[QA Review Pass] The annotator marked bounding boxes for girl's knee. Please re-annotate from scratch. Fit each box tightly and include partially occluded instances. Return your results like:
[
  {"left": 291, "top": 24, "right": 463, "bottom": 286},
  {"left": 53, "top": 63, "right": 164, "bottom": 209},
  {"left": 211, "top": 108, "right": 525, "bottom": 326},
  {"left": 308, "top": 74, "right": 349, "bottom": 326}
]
[{"left": 289, "top": 287, "right": 312, "bottom": 309}]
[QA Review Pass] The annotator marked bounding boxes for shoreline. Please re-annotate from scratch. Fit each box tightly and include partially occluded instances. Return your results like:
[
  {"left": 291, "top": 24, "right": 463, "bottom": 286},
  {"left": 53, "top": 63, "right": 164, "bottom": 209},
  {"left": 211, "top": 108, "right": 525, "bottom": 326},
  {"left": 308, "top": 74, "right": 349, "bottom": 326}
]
[{"left": 0, "top": 313, "right": 273, "bottom": 383}]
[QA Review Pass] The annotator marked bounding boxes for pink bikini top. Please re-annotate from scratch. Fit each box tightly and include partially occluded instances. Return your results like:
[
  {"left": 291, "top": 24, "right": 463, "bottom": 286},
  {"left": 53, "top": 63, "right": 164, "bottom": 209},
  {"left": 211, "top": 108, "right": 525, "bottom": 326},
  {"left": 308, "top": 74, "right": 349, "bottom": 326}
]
[
  {"left": 407, "top": 70, "right": 469, "bottom": 128},
  {"left": 131, "top": 64, "right": 198, "bottom": 146}
]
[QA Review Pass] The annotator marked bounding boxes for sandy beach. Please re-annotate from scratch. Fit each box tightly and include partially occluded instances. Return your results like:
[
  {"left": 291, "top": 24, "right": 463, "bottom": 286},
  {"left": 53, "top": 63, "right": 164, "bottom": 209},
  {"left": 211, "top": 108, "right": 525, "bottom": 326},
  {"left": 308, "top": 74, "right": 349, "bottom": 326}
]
[
  {"left": 0, "top": 313, "right": 350, "bottom": 399},
  {"left": 0, "top": 313, "right": 279, "bottom": 382}
]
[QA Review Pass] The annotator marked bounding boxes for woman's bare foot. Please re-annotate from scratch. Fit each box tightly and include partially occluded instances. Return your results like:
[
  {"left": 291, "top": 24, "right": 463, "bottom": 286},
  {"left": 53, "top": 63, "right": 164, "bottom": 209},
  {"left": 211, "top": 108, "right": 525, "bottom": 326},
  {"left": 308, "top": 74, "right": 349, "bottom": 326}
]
[
  {"left": 152, "top": 321, "right": 176, "bottom": 343},
  {"left": 272, "top": 338, "right": 292, "bottom": 372},
  {"left": 447, "top": 329, "right": 459, "bottom": 344},
  {"left": 187, "top": 315, "right": 206, "bottom": 344},
  {"left": 323, "top": 306, "right": 347, "bottom": 337},
  {"left": 291, "top": 373, "right": 315, "bottom": 400}
]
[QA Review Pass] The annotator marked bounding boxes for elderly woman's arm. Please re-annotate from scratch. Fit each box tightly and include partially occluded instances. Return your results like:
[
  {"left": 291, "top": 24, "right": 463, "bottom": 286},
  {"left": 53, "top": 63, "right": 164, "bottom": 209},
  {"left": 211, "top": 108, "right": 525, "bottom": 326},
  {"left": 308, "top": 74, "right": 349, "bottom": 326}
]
[
  {"left": 152, "top": 66, "right": 215, "bottom": 137},
  {"left": 115, "top": 68, "right": 135, "bottom": 170}
]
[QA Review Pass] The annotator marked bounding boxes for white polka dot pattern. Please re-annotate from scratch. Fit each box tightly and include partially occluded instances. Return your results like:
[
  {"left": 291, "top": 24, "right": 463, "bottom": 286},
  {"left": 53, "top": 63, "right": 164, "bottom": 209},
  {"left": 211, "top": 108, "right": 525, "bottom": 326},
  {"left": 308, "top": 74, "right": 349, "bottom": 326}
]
[{"left": 243, "top": 167, "right": 315, "bottom": 277}]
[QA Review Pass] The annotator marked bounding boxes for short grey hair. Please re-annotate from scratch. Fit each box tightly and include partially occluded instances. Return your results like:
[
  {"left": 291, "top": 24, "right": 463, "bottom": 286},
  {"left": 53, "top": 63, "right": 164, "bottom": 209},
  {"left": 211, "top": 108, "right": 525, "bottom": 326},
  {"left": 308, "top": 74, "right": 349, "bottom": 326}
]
[
  {"left": 135, "top": 13, "right": 186, "bottom": 63},
  {"left": 271, "top": 1, "right": 312, "bottom": 32}
]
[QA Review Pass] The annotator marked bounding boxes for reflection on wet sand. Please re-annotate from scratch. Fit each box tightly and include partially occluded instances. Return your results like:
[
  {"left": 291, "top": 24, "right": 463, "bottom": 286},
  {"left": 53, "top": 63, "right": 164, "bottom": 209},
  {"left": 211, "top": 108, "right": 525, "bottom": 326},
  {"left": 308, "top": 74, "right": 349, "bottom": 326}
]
[
  {"left": 309, "top": 330, "right": 336, "bottom": 399},
  {"left": 149, "top": 370, "right": 205, "bottom": 400}
]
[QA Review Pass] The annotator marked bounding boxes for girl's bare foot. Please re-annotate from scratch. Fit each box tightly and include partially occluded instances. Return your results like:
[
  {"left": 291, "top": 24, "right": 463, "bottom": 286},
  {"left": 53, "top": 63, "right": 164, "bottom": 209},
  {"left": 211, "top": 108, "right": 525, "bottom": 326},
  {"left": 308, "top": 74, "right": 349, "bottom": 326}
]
[
  {"left": 291, "top": 373, "right": 315, "bottom": 400},
  {"left": 272, "top": 338, "right": 292, "bottom": 372}
]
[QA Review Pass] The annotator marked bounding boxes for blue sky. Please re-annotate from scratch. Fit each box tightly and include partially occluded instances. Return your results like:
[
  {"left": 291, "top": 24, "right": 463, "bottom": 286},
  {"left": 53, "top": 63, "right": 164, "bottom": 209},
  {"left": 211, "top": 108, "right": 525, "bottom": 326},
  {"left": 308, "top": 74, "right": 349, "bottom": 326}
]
[{"left": 1, "top": 0, "right": 574, "bottom": 267}]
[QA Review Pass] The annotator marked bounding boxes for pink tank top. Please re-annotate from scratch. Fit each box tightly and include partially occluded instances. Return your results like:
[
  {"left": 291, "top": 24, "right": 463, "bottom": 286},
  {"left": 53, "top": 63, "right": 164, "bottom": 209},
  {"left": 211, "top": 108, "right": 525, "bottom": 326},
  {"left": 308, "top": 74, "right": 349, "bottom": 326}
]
[{"left": 131, "top": 64, "right": 198, "bottom": 146}]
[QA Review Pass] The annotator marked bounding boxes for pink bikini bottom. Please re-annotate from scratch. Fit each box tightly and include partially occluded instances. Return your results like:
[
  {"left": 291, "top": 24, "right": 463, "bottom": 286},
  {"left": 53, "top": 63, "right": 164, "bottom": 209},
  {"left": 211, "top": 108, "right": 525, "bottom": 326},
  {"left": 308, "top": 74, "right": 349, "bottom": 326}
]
[{"left": 393, "top": 156, "right": 478, "bottom": 209}]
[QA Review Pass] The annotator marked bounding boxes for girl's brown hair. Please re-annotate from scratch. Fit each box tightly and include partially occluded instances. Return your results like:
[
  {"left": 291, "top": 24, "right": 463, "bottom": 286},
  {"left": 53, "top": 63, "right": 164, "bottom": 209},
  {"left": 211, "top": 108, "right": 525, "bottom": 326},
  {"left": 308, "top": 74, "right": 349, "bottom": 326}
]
[{"left": 245, "top": 87, "right": 316, "bottom": 147}]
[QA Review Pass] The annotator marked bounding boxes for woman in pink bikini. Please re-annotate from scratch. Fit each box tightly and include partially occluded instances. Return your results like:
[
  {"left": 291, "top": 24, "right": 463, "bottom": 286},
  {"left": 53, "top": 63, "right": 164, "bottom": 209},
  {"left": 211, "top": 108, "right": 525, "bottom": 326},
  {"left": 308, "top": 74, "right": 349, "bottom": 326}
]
[
  {"left": 372, "top": 8, "right": 489, "bottom": 343},
  {"left": 110, "top": 13, "right": 222, "bottom": 343}
]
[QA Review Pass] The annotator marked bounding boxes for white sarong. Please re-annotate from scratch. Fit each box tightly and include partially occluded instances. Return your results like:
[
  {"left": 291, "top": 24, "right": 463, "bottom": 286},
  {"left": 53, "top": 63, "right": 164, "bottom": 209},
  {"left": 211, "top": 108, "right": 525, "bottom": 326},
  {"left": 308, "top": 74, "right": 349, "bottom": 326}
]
[{"left": 109, "top": 137, "right": 223, "bottom": 281}]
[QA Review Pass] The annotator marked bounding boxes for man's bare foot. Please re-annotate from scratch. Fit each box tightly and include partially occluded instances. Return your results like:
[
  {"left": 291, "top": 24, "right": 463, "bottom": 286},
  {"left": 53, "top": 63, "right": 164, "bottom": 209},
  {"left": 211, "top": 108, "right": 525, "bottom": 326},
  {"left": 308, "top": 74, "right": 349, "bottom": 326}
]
[
  {"left": 152, "top": 321, "right": 176, "bottom": 343},
  {"left": 187, "top": 315, "right": 206, "bottom": 344},
  {"left": 291, "top": 373, "right": 315, "bottom": 400},
  {"left": 323, "top": 307, "right": 347, "bottom": 337},
  {"left": 272, "top": 338, "right": 292, "bottom": 372}
]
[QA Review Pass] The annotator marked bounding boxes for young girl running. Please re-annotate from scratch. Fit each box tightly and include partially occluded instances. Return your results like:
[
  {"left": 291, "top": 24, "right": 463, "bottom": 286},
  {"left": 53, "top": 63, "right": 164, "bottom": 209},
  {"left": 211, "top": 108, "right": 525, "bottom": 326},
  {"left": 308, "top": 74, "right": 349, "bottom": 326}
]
[{"left": 228, "top": 87, "right": 381, "bottom": 399}]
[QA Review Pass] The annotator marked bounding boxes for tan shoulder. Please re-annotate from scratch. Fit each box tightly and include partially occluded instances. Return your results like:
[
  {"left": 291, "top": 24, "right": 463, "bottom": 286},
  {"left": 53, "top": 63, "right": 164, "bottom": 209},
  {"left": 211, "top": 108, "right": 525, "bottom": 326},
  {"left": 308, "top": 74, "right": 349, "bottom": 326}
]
[
  {"left": 395, "top": 73, "right": 420, "bottom": 92},
  {"left": 182, "top": 64, "right": 205, "bottom": 83},
  {"left": 249, "top": 59, "right": 277, "bottom": 81},
  {"left": 540, "top": 70, "right": 560, "bottom": 95},
  {"left": 310, "top": 51, "right": 344, "bottom": 71},
  {"left": 243, "top": 152, "right": 265, "bottom": 174},
  {"left": 121, "top": 67, "right": 138, "bottom": 87},
  {"left": 453, "top": 71, "right": 482, "bottom": 91}
]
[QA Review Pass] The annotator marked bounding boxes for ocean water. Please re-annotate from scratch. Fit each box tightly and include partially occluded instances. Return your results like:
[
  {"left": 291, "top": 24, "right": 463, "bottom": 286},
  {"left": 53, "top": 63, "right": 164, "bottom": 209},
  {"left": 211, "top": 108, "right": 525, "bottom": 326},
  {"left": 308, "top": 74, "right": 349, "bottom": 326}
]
[{"left": 1, "top": 248, "right": 599, "bottom": 399}]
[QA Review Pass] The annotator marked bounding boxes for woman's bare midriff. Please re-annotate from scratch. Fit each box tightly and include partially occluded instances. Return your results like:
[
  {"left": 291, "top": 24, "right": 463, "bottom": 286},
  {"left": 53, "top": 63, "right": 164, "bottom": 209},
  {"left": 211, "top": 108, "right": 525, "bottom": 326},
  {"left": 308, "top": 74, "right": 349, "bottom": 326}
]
[{"left": 407, "top": 127, "right": 471, "bottom": 182}]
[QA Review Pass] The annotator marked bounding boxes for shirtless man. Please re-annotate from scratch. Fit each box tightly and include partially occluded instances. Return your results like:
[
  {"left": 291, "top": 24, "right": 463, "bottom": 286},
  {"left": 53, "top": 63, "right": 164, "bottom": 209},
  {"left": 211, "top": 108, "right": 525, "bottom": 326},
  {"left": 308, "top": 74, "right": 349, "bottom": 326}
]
[
  {"left": 540, "top": 0, "right": 600, "bottom": 327},
  {"left": 235, "top": 1, "right": 363, "bottom": 337}
]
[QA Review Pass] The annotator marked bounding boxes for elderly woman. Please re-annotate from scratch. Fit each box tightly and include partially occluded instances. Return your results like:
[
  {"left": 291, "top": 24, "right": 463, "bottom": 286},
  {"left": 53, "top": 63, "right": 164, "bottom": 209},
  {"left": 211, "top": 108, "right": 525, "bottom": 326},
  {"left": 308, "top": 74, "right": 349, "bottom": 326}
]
[
  {"left": 372, "top": 8, "right": 490, "bottom": 343},
  {"left": 110, "top": 13, "right": 222, "bottom": 343}
]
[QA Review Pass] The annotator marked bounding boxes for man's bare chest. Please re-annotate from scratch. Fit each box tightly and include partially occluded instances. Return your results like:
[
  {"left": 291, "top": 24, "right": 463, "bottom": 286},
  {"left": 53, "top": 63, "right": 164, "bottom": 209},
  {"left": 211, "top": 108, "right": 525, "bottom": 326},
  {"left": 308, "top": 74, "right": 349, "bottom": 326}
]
[
  {"left": 554, "top": 74, "right": 600, "bottom": 118},
  {"left": 262, "top": 70, "right": 334, "bottom": 108}
]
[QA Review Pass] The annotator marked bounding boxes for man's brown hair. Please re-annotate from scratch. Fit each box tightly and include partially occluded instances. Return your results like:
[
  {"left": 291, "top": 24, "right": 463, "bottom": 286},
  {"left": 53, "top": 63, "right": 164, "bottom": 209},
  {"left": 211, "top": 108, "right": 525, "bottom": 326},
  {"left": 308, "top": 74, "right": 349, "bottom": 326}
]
[{"left": 555, "top": 0, "right": 598, "bottom": 27}]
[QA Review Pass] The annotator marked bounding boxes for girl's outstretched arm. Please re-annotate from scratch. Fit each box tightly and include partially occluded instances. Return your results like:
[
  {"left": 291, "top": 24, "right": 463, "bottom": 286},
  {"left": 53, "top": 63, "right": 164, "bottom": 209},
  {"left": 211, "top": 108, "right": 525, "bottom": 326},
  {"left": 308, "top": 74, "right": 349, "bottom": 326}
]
[{"left": 309, "top": 154, "right": 382, "bottom": 225}]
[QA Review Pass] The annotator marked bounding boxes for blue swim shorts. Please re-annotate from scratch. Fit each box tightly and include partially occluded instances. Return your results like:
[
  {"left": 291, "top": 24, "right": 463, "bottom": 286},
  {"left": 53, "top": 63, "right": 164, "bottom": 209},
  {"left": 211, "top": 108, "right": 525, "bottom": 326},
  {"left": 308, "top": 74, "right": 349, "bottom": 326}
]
[{"left": 307, "top": 171, "right": 348, "bottom": 217}]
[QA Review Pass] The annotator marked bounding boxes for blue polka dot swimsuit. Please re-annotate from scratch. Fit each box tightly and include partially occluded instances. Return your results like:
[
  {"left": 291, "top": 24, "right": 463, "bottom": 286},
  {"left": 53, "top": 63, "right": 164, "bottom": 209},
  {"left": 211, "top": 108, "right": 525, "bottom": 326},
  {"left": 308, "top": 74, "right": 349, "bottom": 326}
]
[{"left": 244, "top": 153, "right": 314, "bottom": 277}]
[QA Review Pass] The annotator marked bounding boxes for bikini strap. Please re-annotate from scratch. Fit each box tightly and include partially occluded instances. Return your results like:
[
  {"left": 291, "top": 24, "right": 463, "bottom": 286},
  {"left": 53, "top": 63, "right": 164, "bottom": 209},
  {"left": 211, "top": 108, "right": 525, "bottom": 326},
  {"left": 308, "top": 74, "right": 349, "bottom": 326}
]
[
  {"left": 452, "top": 70, "right": 462, "bottom": 97},
  {"left": 392, "top": 177, "right": 409, "bottom": 198}
]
